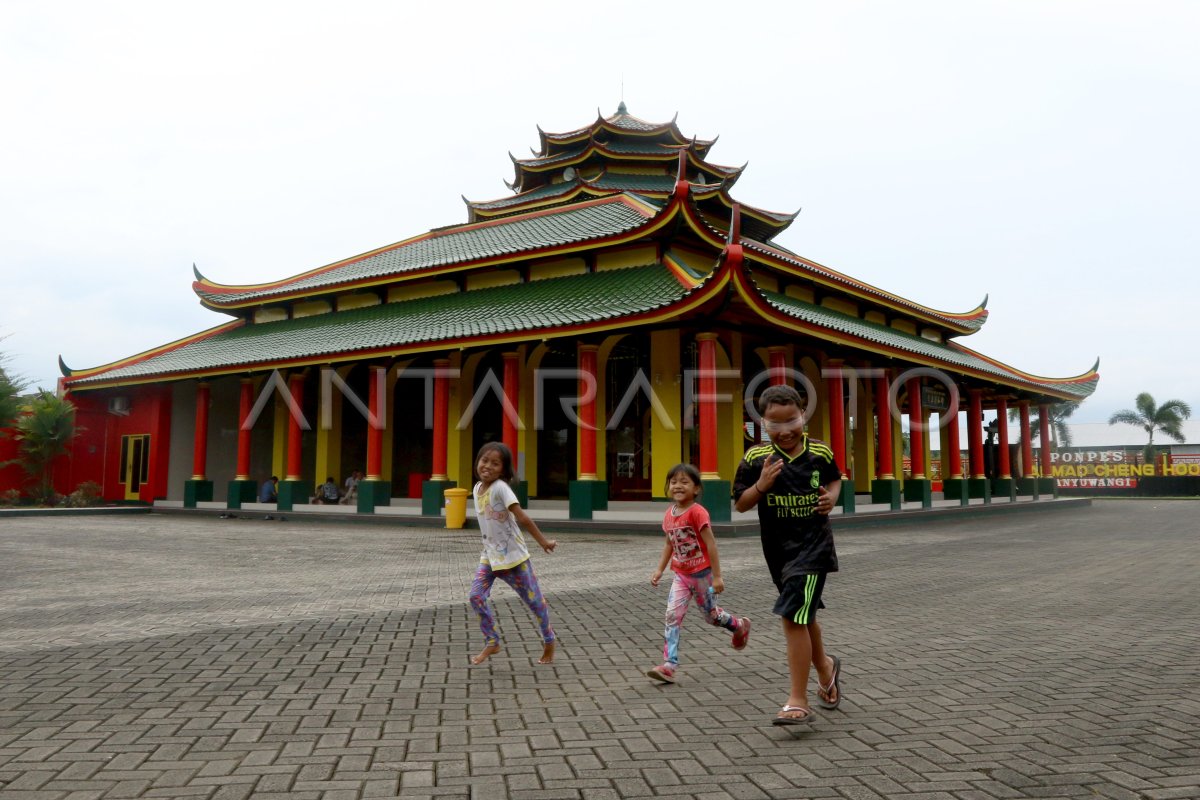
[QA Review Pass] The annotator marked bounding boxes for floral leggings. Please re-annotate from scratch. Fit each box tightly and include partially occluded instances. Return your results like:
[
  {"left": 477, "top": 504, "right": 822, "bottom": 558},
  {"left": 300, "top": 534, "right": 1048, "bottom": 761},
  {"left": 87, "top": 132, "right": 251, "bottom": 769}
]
[
  {"left": 662, "top": 568, "right": 737, "bottom": 666},
  {"left": 468, "top": 559, "right": 555, "bottom": 646}
]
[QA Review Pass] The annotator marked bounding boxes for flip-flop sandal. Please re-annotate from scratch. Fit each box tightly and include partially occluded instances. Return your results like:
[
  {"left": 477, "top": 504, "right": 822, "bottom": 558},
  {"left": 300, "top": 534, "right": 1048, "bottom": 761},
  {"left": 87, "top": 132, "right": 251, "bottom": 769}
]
[
  {"left": 771, "top": 705, "right": 815, "bottom": 726},
  {"left": 816, "top": 655, "right": 842, "bottom": 710}
]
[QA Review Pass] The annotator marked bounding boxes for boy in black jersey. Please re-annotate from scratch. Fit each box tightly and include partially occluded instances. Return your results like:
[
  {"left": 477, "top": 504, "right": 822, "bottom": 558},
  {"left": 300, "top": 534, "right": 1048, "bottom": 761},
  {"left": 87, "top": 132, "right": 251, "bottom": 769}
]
[{"left": 734, "top": 384, "right": 844, "bottom": 726}]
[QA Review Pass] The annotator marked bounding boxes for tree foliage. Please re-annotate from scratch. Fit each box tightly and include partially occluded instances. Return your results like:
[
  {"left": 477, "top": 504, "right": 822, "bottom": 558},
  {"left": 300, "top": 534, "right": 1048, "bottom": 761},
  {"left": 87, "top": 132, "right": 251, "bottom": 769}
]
[
  {"left": 1108, "top": 392, "right": 1192, "bottom": 463},
  {"left": 4, "top": 390, "right": 78, "bottom": 504},
  {"left": 1008, "top": 401, "right": 1080, "bottom": 450}
]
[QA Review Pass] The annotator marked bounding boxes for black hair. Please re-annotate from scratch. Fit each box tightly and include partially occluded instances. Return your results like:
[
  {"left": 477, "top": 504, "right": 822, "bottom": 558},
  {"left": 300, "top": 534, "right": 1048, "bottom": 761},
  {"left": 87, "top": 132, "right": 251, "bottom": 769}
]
[
  {"left": 664, "top": 463, "right": 702, "bottom": 496},
  {"left": 474, "top": 441, "right": 515, "bottom": 482},
  {"left": 757, "top": 384, "right": 804, "bottom": 415}
]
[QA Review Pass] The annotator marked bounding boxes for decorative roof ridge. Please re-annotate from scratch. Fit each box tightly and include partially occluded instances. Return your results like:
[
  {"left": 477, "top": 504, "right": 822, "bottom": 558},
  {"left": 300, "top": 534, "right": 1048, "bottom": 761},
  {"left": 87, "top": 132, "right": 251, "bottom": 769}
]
[
  {"left": 739, "top": 239, "right": 989, "bottom": 334},
  {"left": 945, "top": 342, "right": 1101, "bottom": 387},
  {"left": 735, "top": 274, "right": 1097, "bottom": 399},
  {"left": 195, "top": 194, "right": 674, "bottom": 309},
  {"left": 62, "top": 319, "right": 244, "bottom": 385},
  {"left": 690, "top": 187, "right": 799, "bottom": 225},
  {"left": 194, "top": 194, "right": 661, "bottom": 303}
]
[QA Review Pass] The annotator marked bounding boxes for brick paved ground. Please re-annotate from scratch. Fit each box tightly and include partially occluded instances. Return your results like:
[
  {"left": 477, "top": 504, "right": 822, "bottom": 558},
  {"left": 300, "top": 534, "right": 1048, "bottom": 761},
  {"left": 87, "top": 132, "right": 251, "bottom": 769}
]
[{"left": 0, "top": 500, "right": 1196, "bottom": 799}]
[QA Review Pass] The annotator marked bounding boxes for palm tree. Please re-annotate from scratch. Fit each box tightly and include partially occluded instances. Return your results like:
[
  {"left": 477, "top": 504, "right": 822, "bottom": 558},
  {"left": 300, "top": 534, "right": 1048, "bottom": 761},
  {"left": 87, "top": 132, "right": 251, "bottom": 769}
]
[
  {"left": 1008, "top": 401, "right": 1081, "bottom": 450},
  {"left": 4, "top": 391, "right": 77, "bottom": 504},
  {"left": 0, "top": 340, "right": 30, "bottom": 429},
  {"left": 1108, "top": 392, "right": 1192, "bottom": 465}
]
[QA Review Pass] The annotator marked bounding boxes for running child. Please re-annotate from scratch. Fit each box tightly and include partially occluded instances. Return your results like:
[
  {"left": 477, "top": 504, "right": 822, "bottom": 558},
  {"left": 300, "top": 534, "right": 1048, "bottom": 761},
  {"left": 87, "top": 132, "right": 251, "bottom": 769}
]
[
  {"left": 734, "top": 384, "right": 843, "bottom": 726},
  {"left": 467, "top": 441, "right": 558, "bottom": 666},
  {"left": 646, "top": 463, "right": 751, "bottom": 683}
]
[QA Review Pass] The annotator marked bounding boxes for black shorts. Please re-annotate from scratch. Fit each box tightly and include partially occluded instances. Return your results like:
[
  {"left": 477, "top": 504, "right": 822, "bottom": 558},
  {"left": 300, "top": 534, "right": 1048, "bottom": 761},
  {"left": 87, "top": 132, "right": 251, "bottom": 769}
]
[{"left": 772, "top": 572, "right": 827, "bottom": 624}]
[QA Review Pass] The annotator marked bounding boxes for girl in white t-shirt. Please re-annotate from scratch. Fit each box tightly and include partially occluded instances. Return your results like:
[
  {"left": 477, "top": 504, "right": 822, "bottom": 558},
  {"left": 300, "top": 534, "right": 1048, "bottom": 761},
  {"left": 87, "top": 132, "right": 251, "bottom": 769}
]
[{"left": 468, "top": 441, "right": 559, "bottom": 666}]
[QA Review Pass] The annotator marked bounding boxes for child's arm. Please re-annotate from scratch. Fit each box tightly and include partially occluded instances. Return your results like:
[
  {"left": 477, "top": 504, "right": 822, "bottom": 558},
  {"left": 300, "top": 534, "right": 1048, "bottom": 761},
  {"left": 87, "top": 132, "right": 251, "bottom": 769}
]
[
  {"left": 734, "top": 455, "right": 783, "bottom": 512},
  {"left": 698, "top": 524, "right": 724, "bottom": 593},
  {"left": 509, "top": 503, "right": 557, "bottom": 553},
  {"left": 650, "top": 540, "right": 671, "bottom": 586},
  {"left": 816, "top": 479, "right": 842, "bottom": 515}
]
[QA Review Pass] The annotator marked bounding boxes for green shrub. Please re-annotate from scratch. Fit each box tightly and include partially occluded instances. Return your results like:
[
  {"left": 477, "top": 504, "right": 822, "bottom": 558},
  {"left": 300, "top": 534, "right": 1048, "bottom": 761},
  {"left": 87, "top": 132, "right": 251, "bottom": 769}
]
[{"left": 0, "top": 488, "right": 21, "bottom": 507}]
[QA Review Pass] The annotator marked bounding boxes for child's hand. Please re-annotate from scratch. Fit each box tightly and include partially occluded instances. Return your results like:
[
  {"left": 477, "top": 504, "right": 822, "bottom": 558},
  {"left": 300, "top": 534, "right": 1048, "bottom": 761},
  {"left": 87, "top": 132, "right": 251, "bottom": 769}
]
[
  {"left": 650, "top": 569, "right": 663, "bottom": 586},
  {"left": 758, "top": 454, "right": 784, "bottom": 490},
  {"left": 712, "top": 575, "right": 725, "bottom": 594},
  {"left": 540, "top": 538, "right": 557, "bottom": 553},
  {"left": 816, "top": 486, "right": 833, "bottom": 514}
]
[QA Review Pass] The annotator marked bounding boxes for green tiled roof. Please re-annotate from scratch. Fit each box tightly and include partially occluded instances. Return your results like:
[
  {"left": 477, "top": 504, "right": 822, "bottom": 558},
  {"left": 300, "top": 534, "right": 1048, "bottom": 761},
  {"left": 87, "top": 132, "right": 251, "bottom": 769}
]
[
  {"left": 79, "top": 265, "right": 688, "bottom": 385},
  {"left": 761, "top": 289, "right": 1096, "bottom": 398},
  {"left": 470, "top": 180, "right": 580, "bottom": 210},
  {"left": 599, "top": 139, "right": 677, "bottom": 155},
  {"left": 517, "top": 145, "right": 587, "bottom": 168},
  {"left": 198, "top": 198, "right": 659, "bottom": 305},
  {"left": 590, "top": 173, "right": 677, "bottom": 191},
  {"left": 744, "top": 240, "right": 987, "bottom": 332}
]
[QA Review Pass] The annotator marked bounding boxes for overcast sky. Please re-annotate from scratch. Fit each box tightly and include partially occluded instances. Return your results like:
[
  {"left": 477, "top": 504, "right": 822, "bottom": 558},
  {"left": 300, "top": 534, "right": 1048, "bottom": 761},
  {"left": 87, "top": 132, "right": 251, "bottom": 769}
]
[{"left": 3, "top": 1, "right": 1197, "bottom": 433}]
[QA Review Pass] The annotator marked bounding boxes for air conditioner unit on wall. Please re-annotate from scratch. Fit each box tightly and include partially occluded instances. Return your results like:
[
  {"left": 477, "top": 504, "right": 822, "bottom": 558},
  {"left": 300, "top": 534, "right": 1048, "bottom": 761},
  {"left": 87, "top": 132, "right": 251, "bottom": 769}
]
[{"left": 108, "top": 396, "right": 131, "bottom": 416}]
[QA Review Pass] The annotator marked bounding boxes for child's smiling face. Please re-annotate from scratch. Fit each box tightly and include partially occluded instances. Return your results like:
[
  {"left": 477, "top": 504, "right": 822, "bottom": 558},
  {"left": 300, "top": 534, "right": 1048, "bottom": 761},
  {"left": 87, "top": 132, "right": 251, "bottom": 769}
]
[
  {"left": 763, "top": 402, "right": 805, "bottom": 454},
  {"left": 476, "top": 449, "right": 505, "bottom": 483},
  {"left": 668, "top": 471, "right": 700, "bottom": 505}
]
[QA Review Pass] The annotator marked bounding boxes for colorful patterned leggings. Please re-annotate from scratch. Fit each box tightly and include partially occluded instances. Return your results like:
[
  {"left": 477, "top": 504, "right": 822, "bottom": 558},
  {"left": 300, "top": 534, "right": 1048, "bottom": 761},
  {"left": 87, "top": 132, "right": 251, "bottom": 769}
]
[
  {"left": 662, "top": 568, "right": 737, "bottom": 666},
  {"left": 469, "top": 559, "right": 555, "bottom": 646}
]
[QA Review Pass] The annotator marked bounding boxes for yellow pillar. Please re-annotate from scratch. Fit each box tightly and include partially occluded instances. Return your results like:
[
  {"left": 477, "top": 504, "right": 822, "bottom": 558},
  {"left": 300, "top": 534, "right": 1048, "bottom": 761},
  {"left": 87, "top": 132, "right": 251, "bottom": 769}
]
[
  {"left": 650, "top": 329, "right": 682, "bottom": 499},
  {"left": 852, "top": 373, "right": 875, "bottom": 493}
]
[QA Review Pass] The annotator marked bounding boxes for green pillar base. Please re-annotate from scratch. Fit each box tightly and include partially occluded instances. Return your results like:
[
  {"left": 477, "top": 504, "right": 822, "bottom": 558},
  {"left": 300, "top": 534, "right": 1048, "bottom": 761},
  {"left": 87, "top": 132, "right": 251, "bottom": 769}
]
[
  {"left": 700, "top": 479, "right": 732, "bottom": 523},
  {"left": 943, "top": 477, "right": 969, "bottom": 506},
  {"left": 183, "top": 480, "right": 213, "bottom": 509},
  {"left": 1017, "top": 477, "right": 1039, "bottom": 498},
  {"left": 226, "top": 479, "right": 257, "bottom": 509},
  {"left": 904, "top": 478, "right": 932, "bottom": 508},
  {"left": 968, "top": 477, "right": 992, "bottom": 503},
  {"left": 422, "top": 479, "right": 457, "bottom": 516},
  {"left": 356, "top": 480, "right": 391, "bottom": 514},
  {"left": 942, "top": 478, "right": 966, "bottom": 500},
  {"left": 277, "top": 480, "right": 312, "bottom": 512},
  {"left": 568, "top": 480, "right": 609, "bottom": 520},
  {"left": 1038, "top": 477, "right": 1057, "bottom": 498},
  {"left": 992, "top": 478, "right": 1016, "bottom": 502},
  {"left": 839, "top": 488, "right": 855, "bottom": 515},
  {"left": 511, "top": 480, "right": 529, "bottom": 509},
  {"left": 871, "top": 479, "right": 902, "bottom": 510}
]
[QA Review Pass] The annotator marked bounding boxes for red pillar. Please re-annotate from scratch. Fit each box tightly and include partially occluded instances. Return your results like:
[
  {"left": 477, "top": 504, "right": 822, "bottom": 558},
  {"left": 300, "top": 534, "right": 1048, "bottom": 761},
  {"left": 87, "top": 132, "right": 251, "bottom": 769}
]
[
  {"left": 768, "top": 346, "right": 789, "bottom": 386},
  {"left": 826, "top": 359, "right": 847, "bottom": 477},
  {"left": 908, "top": 376, "right": 925, "bottom": 479},
  {"left": 875, "top": 372, "right": 894, "bottom": 479},
  {"left": 431, "top": 359, "right": 450, "bottom": 481},
  {"left": 366, "top": 366, "right": 384, "bottom": 480},
  {"left": 502, "top": 352, "right": 520, "bottom": 459},
  {"left": 995, "top": 397, "right": 1011, "bottom": 478},
  {"left": 944, "top": 407, "right": 962, "bottom": 478},
  {"left": 286, "top": 374, "right": 304, "bottom": 481},
  {"left": 697, "top": 334, "right": 720, "bottom": 479},
  {"left": 579, "top": 345, "right": 598, "bottom": 479},
  {"left": 1019, "top": 401, "right": 1034, "bottom": 478},
  {"left": 235, "top": 378, "right": 253, "bottom": 480},
  {"left": 968, "top": 390, "right": 985, "bottom": 479},
  {"left": 191, "top": 382, "right": 210, "bottom": 480},
  {"left": 1039, "top": 403, "right": 1053, "bottom": 477}
]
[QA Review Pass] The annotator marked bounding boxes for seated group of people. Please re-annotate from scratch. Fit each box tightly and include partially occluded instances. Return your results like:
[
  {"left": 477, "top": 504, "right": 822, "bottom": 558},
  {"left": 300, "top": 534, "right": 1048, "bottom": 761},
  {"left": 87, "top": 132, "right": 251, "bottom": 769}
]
[
  {"left": 313, "top": 470, "right": 362, "bottom": 504},
  {"left": 257, "top": 471, "right": 363, "bottom": 505}
]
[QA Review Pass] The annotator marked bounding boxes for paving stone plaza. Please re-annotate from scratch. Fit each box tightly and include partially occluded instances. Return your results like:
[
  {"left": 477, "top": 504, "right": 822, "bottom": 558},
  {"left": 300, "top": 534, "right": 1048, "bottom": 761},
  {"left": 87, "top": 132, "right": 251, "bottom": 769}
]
[{"left": 1, "top": 500, "right": 1197, "bottom": 799}]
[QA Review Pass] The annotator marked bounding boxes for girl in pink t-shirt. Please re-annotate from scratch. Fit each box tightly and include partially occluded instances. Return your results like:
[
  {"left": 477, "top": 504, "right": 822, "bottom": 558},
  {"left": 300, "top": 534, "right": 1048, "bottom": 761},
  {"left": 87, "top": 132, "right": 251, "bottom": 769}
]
[{"left": 646, "top": 463, "right": 751, "bottom": 683}]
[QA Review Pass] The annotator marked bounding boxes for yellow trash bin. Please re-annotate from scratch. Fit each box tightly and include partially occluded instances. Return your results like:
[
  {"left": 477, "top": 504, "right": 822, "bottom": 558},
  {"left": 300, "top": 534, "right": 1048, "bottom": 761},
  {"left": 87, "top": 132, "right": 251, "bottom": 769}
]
[{"left": 444, "top": 487, "right": 470, "bottom": 529}]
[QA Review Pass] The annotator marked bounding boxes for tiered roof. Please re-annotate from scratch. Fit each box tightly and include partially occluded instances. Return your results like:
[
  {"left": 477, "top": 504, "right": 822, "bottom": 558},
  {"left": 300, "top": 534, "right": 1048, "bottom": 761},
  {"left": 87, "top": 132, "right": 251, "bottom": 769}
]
[{"left": 62, "top": 105, "right": 1098, "bottom": 403}]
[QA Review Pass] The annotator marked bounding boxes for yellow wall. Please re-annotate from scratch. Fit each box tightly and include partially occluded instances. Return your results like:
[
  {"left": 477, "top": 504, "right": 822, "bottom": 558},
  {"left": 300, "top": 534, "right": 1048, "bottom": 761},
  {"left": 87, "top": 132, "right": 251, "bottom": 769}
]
[
  {"left": 388, "top": 281, "right": 458, "bottom": 303},
  {"left": 852, "top": 374, "right": 875, "bottom": 492},
  {"left": 529, "top": 258, "right": 587, "bottom": 282},
  {"left": 650, "top": 329, "right": 682, "bottom": 497},
  {"left": 466, "top": 270, "right": 522, "bottom": 291},
  {"left": 336, "top": 293, "right": 381, "bottom": 311},
  {"left": 597, "top": 246, "right": 656, "bottom": 272}
]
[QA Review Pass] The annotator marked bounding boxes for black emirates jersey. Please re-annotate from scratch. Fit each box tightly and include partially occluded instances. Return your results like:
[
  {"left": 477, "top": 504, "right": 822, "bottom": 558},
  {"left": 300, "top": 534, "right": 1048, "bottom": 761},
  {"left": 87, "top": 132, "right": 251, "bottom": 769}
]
[{"left": 733, "top": 436, "right": 841, "bottom": 587}]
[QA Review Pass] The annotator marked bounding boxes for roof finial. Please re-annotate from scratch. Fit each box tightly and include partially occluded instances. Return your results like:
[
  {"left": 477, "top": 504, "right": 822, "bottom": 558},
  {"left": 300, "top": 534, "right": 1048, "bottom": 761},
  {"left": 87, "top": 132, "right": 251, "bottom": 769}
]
[{"left": 617, "top": 99, "right": 627, "bottom": 115}]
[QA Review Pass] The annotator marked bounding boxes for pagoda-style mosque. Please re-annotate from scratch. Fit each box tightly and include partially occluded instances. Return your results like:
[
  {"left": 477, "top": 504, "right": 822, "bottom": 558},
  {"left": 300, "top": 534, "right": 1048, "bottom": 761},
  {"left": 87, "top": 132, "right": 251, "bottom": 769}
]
[{"left": 58, "top": 104, "right": 1098, "bottom": 518}]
